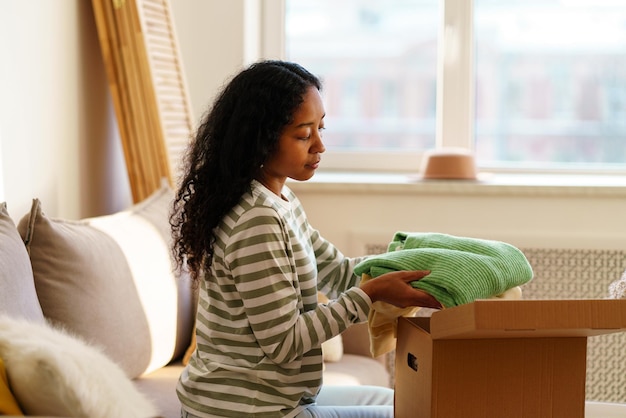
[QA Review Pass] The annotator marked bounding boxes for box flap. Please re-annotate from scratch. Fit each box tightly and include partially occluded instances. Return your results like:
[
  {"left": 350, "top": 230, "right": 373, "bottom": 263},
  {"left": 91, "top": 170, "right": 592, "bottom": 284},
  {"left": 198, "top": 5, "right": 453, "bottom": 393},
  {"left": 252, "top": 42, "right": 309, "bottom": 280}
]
[{"left": 428, "top": 299, "right": 626, "bottom": 339}]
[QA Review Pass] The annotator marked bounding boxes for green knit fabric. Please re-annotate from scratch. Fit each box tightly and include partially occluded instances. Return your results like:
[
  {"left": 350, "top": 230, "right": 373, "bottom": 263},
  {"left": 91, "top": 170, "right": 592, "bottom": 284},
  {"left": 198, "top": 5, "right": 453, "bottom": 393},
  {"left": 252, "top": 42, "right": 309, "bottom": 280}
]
[{"left": 354, "top": 232, "right": 534, "bottom": 308}]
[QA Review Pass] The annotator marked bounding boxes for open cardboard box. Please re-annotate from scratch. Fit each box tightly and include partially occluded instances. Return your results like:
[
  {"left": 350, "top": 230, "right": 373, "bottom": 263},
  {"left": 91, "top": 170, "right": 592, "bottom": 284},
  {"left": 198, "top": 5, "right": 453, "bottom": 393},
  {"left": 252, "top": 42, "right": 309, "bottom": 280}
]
[{"left": 395, "top": 299, "right": 626, "bottom": 418}]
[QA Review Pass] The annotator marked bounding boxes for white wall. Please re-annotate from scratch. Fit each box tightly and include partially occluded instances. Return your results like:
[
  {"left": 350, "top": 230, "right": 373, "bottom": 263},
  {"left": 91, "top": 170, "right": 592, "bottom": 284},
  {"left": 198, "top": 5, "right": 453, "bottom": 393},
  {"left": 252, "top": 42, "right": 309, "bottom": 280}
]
[
  {"left": 170, "top": 0, "right": 269, "bottom": 124},
  {"left": 0, "top": 123, "right": 4, "bottom": 202},
  {"left": 170, "top": 0, "right": 246, "bottom": 124},
  {"left": 0, "top": 0, "right": 130, "bottom": 220},
  {"left": 0, "top": 1, "right": 253, "bottom": 220},
  {"left": 288, "top": 179, "right": 626, "bottom": 255}
]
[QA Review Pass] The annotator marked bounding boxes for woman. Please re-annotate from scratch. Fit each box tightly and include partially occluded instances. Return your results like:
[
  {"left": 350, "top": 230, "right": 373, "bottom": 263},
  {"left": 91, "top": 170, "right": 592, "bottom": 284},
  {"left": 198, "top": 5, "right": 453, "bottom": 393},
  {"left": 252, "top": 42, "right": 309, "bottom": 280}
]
[{"left": 170, "top": 60, "right": 440, "bottom": 418}]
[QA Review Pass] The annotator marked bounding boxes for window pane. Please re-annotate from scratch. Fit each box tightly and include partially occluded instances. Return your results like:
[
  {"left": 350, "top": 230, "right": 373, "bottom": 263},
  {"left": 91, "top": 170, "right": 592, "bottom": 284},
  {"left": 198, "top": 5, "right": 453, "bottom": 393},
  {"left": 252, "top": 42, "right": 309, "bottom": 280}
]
[
  {"left": 475, "top": 0, "right": 626, "bottom": 167},
  {"left": 285, "top": 0, "right": 439, "bottom": 153}
]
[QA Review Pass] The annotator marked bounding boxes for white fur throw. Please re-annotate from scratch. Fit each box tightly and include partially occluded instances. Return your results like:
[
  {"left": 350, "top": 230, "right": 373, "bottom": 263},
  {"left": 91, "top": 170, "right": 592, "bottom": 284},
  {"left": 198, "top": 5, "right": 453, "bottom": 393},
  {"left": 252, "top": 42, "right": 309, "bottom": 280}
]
[{"left": 0, "top": 315, "right": 158, "bottom": 418}]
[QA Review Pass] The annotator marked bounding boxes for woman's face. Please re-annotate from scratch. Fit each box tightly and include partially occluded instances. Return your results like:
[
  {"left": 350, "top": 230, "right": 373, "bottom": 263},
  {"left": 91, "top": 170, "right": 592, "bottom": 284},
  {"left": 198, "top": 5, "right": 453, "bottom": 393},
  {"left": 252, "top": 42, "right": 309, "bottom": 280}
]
[{"left": 259, "top": 86, "right": 326, "bottom": 195}]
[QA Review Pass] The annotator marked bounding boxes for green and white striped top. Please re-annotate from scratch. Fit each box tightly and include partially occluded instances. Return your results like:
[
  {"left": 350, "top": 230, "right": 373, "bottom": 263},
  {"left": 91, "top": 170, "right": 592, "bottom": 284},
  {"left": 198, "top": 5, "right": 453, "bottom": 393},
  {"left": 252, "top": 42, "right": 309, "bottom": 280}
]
[{"left": 177, "top": 180, "right": 371, "bottom": 418}]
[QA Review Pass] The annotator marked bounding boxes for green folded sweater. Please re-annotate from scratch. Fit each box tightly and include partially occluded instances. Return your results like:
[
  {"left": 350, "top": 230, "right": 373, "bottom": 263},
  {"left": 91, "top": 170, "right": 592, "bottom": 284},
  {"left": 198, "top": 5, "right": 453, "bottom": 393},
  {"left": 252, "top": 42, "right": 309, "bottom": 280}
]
[{"left": 354, "top": 232, "right": 534, "bottom": 308}]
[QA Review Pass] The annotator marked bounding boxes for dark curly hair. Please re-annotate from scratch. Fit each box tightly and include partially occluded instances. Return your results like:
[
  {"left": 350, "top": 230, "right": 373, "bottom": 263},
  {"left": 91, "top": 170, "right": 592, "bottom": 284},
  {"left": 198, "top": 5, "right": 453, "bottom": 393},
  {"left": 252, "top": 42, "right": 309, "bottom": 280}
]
[{"left": 170, "top": 60, "right": 322, "bottom": 284}]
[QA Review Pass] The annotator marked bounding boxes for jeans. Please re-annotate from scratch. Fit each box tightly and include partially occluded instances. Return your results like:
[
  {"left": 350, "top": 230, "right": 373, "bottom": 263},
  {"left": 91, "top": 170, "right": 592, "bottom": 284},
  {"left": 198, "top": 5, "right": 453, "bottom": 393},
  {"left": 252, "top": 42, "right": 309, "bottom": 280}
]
[
  {"left": 181, "top": 385, "right": 394, "bottom": 418},
  {"left": 294, "top": 385, "right": 394, "bottom": 418}
]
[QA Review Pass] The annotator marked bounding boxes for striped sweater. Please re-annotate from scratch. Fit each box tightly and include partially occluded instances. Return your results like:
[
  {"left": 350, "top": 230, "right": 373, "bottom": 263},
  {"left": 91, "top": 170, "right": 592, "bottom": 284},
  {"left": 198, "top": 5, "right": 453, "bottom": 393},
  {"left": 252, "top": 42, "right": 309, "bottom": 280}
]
[{"left": 177, "top": 180, "right": 371, "bottom": 418}]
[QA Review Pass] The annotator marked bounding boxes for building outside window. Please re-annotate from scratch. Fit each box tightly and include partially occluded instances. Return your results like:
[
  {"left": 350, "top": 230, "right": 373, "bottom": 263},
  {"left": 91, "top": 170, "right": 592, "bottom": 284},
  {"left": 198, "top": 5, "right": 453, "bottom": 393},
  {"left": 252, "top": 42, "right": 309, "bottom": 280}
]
[{"left": 285, "top": 0, "right": 626, "bottom": 173}]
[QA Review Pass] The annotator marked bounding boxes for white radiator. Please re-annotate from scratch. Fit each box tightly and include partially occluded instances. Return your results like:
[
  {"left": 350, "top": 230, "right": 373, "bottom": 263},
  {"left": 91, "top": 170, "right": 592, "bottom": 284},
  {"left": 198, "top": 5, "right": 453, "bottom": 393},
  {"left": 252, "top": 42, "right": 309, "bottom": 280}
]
[{"left": 521, "top": 248, "right": 626, "bottom": 404}]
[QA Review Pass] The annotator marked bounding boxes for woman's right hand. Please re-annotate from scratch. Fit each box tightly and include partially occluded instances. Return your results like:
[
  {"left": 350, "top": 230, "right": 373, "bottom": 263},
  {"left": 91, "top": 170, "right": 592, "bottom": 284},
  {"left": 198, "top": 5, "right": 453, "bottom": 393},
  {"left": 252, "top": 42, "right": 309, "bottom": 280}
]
[{"left": 360, "top": 270, "right": 443, "bottom": 309}]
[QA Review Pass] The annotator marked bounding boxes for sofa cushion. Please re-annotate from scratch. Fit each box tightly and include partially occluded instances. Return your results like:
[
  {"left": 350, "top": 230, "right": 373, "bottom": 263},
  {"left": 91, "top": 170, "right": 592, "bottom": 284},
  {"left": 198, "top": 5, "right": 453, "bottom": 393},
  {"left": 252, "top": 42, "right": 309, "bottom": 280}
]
[
  {"left": 17, "top": 185, "right": 194, "bottom": 378},
  {"left": 0, "top": 315, "right": 158, "bottom": 418},
  {"left": 322, "top": 354, "right": 391, "bottom": 388},
  {"left": 134, "top": 362, "right": 186, "bottom": 418},
  {"left": 0, "top": 202, "right": 45, "bottom": 323}
]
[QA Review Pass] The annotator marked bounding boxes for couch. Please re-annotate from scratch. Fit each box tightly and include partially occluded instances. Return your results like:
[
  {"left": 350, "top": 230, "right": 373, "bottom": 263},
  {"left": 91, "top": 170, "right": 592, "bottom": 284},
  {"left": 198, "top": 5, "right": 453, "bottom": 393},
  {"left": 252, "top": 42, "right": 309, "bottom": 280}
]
[{"left": 0, "top": 185, "right": 390, "bottom": 418}]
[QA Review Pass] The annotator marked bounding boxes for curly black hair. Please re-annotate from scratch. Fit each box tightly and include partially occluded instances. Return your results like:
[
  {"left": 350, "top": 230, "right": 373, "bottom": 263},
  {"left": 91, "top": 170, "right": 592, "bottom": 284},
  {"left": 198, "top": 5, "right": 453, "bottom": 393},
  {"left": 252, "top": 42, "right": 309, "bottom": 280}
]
[{"left": 170, "top": 60, "right": 322, "bottom": 283}]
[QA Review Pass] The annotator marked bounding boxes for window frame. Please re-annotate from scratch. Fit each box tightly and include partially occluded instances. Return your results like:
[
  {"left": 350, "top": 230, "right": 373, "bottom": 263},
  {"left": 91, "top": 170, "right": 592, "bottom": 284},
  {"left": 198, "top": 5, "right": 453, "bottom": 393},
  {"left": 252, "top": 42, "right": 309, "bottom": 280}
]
[{"left": 263, "top": 0, "right": 626, "bottom": 175}]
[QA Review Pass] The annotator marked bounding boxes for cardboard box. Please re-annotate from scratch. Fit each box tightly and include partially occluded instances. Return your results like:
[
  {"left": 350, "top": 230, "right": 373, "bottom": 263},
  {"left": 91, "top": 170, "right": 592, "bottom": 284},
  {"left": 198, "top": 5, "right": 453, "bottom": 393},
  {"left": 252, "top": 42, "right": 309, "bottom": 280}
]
[{"left": 394, "top": 299, "right": 626, "bottom": 418}]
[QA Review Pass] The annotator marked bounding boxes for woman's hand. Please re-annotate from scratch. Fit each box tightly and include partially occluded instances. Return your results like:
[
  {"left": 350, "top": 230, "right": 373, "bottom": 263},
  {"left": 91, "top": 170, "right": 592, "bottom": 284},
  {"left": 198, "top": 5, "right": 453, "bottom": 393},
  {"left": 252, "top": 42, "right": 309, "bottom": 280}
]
[{"left": 360, "top": 270, "right": 443, "bottom": 309}]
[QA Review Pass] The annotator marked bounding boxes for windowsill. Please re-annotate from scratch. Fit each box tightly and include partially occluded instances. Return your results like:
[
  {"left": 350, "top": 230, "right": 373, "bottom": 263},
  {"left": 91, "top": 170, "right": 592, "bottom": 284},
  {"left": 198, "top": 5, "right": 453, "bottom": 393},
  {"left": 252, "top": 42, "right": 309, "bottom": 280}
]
[{"left": 287, "top": 171, "right": 626, "bottom": 198}]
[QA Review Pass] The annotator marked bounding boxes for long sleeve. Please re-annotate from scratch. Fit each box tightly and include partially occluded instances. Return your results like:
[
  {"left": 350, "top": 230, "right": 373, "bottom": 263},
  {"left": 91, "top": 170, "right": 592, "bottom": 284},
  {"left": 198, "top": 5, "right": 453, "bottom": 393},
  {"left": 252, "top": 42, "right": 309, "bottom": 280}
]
[{"left": 224, "top": 205, "right": 369, "bottom": 364}]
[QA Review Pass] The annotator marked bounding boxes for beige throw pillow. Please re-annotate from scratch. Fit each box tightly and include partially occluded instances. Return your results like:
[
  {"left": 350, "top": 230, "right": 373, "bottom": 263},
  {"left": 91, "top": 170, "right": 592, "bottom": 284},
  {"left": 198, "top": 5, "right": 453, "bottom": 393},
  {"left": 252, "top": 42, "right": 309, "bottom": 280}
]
[{"left": 17, "top": 185, "right": 194, "bottom": 378}]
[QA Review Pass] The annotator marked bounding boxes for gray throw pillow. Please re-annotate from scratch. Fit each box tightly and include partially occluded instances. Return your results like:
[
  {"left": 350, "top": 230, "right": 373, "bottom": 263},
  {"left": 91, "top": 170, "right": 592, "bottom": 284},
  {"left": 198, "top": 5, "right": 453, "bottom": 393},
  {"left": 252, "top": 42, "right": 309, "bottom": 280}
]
[
  {"left": 17, "top": 185, "right": 194, "bottom": 378},
  {"left": 0, "top": 202, "right": 45, "bottom": 323}
]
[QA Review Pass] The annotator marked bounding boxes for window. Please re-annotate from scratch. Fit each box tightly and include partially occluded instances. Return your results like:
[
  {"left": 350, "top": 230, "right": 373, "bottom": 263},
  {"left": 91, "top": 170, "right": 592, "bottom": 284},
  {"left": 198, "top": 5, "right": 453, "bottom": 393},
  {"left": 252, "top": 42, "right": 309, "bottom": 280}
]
[
  {"left": 475, "top": 0, "right": 626, "bottom": 170},
  {"left": 285, "top": 0, "right": 626, "bottom": 172},
  {"left": 285, "top": 0, "right": 439, "bottom": 171}
]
